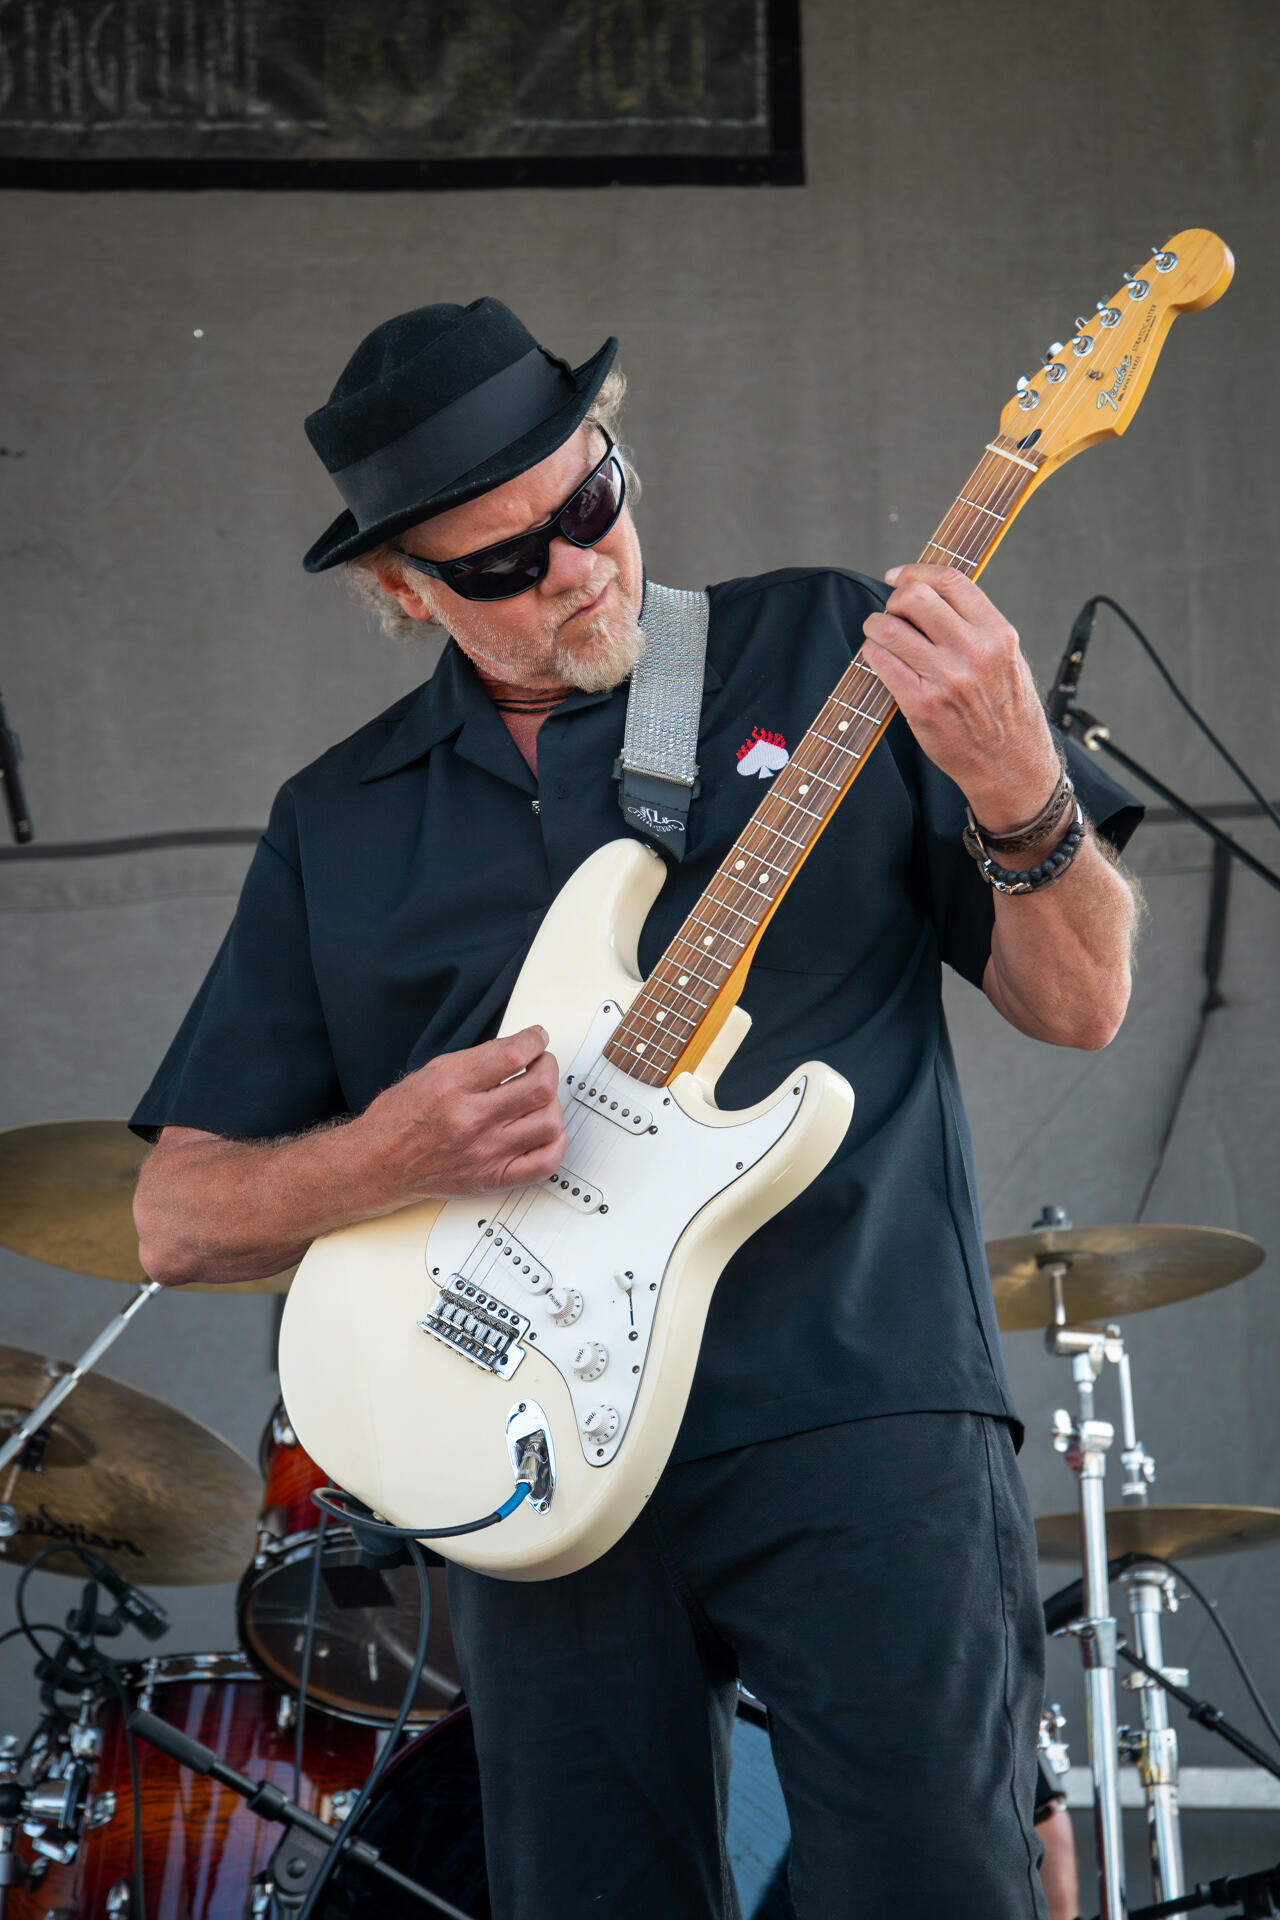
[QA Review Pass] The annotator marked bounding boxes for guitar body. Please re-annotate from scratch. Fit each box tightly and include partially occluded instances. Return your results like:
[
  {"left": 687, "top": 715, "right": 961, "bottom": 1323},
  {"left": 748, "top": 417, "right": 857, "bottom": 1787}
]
[{"left": 278, "top": 838, "right": 855, "bottom": 1580}]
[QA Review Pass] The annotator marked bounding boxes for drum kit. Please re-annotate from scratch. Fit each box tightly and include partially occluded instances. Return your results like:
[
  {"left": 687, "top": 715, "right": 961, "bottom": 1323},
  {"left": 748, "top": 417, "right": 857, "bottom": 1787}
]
[{"left": 0, "top": 1122, "right": 1277, "bottom": 1919}]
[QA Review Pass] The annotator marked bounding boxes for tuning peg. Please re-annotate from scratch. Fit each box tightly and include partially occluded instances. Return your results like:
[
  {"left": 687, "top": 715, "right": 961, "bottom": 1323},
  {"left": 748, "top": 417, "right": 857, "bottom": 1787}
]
[
  {"left": 1153, "top": 248, "right": 1177, "bottom": 272},
  {"left": 1122, "top": 270, "right": 1136, "bottom": 282},
  {"left": 1043, "top": 343, "right": 1064, "bottom": 362},
  {"left": 1016, "top": 374, "right": 1032, "bottom": 391},
  {"left": 1096, "top": 304, "right": 1121, "bottom": 328}
]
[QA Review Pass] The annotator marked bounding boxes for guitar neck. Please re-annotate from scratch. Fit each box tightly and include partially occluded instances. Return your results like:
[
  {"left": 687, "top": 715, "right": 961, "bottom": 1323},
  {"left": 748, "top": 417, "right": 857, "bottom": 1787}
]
[{"left": 605, "top": 432, "right": 1048, "bottom": 1089}]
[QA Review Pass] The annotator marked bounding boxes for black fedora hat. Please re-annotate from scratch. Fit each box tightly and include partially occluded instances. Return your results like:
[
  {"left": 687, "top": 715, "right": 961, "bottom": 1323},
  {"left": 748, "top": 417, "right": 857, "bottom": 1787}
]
[{"left": 302, "top": 296, "right": 618, "bottom": 574}]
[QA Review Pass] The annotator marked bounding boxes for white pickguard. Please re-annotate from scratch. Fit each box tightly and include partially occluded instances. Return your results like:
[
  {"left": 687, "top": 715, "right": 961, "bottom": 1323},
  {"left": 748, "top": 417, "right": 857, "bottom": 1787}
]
[{"left": 423, "top": 1001, "right": 806, "bottom": 1467}]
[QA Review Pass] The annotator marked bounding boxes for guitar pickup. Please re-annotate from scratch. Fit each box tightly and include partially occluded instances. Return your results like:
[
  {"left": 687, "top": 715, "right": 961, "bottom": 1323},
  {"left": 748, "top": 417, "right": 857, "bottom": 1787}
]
[
  {"left": 544, "top": 1166, "right": 604, "bottom": 1213},
  {"left": 480, "top": 1223, "right": 552, "bottom": 1294},
  {"left": 570, "top": 1083, "right": 652, "bottom": 1134},
  {"left": 418, "top": 1279, "right": 529, "bottom": 1379}
]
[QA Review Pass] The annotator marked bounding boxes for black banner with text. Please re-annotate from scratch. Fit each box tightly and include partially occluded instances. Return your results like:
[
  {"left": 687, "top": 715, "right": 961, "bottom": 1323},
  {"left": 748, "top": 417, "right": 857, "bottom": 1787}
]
[{"left": 0, "top": 0, "right": 802, "bottom": 186}]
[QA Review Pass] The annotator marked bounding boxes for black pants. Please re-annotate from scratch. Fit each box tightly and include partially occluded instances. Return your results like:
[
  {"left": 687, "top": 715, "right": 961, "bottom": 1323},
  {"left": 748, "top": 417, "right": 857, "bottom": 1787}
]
[{"left": 447, "top": 1412, "right": 1048, "bottom": 1920}]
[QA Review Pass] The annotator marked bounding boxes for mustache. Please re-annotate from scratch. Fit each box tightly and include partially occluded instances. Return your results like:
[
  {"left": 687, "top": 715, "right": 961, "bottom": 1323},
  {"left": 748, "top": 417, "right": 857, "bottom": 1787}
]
[{"left": 551, "top": 566, "right": 616, "bottom": 626}]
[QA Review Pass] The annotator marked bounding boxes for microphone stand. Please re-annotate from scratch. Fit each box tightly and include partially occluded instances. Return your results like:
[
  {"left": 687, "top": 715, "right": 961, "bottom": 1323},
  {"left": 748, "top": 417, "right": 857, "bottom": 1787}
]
[
  {"left": 128, "top": 1710, "right": 471, "bottom": 1919},
  {"left": 1059, "top": 705, "right": 1280, "bottom": 896}
]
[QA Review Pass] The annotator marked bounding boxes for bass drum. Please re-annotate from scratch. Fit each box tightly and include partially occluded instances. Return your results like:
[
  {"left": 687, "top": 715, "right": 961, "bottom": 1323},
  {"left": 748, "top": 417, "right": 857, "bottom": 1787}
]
[
  {"left": 322, "top": 1697, "right": 795, "bottom": 1920},
  {"left": 238, "top": 1402, "right": 463, "bottom": 1727},
  {"left": 16, "top": 1651, "right": 380, "bottom": 1920}
]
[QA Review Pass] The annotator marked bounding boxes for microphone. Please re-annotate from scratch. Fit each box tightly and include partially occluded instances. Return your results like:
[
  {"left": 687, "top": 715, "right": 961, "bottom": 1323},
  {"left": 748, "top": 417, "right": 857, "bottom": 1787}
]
[
  {"left": 0, "top": 690, "right": 34, "bottom": 843},
  {"left": 1046, "top": 599, "right": 1099, "bottom": 729},
  {"left": 1042, "top": 1552, "right": 1139, "bottom": 1634},
  {"left": 76, "top": 1547, "right": 171, "bottom": 1641}
]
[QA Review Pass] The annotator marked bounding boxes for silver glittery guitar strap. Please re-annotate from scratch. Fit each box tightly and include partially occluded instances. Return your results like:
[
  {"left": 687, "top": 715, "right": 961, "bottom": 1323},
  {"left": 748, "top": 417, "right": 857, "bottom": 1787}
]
[{"left": 613, "top": 580, "right": 710, "bottom": 862}]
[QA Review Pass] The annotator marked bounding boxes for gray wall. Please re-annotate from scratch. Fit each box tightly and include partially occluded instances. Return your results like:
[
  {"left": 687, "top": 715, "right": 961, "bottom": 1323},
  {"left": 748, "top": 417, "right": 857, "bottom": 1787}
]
[{"left": 3, "top": 0, "right": 1278, "bottom": 1901}]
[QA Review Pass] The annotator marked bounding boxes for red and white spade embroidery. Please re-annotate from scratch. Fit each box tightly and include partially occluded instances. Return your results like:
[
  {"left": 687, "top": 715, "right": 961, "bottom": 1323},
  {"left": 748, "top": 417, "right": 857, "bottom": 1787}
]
[{"left": 735, "top": 726, "right": 790, "bottom": 779}]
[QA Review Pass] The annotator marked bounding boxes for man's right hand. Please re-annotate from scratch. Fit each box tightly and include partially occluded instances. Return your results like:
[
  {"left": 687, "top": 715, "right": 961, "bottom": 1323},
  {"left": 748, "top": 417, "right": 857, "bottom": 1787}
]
[
  {"left": 353, "top": 1025, "right": 569, "bottom": 1200},
  {"left": 133, "top": 1025, "right": 569, "bottom": 1287}
]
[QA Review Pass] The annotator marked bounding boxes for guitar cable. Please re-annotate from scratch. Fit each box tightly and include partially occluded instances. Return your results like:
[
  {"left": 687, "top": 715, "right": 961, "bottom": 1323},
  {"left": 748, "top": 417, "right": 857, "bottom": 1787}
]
[
  {"left": 293, "top": 1507, "right": 329, "bottom": 1805},
  {"left": 293, "top": 1534, "right": 434, "bottom": 1920},
  {"left": 282, "top": 1474, "right": 533, "bottom": 1916},
  {"left": 309, "top": 1476, "right": 532, "bottom": 1541}
]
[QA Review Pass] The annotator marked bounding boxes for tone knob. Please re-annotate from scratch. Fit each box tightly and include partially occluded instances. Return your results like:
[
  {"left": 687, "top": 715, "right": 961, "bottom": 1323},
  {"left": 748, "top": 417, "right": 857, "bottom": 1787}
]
[
  {"left": 581, "top": 1405, "right": 620, "bottom": 1445},
  {"left": 544, "top": 1285, "right": 583, "bottom": 1326},
  {"left": 571, "top": 1340, "right": 609, "bottom": 1381}
]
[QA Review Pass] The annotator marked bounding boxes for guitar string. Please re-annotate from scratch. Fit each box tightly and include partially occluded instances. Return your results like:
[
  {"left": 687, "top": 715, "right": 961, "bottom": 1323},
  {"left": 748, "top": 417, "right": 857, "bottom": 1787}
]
[
  {"left": 445, "top": 265, "right": 1166, "bottom": 1311},
  {"left": 616, "top": 274, "right": 1159, "bottom": 1076}
]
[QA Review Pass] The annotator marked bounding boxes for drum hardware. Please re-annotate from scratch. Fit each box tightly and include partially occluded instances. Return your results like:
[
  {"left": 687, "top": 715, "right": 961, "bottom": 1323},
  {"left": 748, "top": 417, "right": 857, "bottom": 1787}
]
[
  {"left": 0, "top": 1285, "right": 162, "bottom": 1492},
  {"left": 1039, "top": 1702, "right": 1072, "bottom": 1785},
  {"left": 1117, "top": 1567, "right": 1187, "bottom": 1905},
  {"left": 1050, "top": 1339, "right": 1128, "bottom": 1920},
  {"left": 1035, "top": 1206, "right": 1280, "bottom": 1920}
]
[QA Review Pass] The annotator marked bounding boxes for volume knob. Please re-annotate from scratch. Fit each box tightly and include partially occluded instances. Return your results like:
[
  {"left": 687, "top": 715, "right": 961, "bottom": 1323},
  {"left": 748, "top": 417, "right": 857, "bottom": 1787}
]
[
  {"left": 544, "top": 1286, "right": 583, "bottom": 1326},
  {"left": 571, "top": 1340, "right": 608, "bottom": 1381},
  {"left": 581, "top": 1405, "right": 619, "bottom": 1446}
]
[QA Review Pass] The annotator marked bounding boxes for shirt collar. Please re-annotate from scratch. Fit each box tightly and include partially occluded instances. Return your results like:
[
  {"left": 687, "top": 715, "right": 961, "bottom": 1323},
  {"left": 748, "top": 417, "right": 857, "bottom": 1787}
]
[{"left": 360, "top": 608, "right": 723, "bottom": 785}]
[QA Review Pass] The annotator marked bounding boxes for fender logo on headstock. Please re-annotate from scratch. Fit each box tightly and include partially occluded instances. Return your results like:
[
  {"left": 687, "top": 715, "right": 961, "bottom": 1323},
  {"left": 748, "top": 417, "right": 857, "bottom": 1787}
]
[{"left": 1095, "top": 352, "right": 1135, "bottom": 411}]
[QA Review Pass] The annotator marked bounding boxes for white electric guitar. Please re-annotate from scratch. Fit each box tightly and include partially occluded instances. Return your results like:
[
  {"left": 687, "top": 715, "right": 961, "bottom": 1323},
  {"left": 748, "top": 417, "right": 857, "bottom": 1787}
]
[{"left": 279, "top": 232, "right": 1232, "bottom": 1580}]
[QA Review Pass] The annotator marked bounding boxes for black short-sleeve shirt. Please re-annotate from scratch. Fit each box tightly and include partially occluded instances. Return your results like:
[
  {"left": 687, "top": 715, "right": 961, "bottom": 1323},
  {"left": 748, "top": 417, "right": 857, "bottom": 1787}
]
[{"left": 133, "top": 568, "right": 1141, "bottom": 1461}]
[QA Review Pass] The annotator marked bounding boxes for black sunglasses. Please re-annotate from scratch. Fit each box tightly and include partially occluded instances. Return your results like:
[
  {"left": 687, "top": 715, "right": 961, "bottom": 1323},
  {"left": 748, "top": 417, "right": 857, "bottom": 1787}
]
[{"left": 392, "top": 430, "right": 626, "bottom": 603}]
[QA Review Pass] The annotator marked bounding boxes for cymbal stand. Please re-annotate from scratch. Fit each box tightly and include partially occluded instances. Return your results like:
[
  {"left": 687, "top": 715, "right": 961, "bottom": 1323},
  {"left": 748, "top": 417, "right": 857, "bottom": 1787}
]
[
  {"left": 0, "top": 1282, "right": 162, "bottom": 1535},
  {"left": 1119, "top": 1566, "right": 1187, "bottom": 1906},
  {"left": 1046, "top": 1258, "right": 1128, "bottom": 1920}
]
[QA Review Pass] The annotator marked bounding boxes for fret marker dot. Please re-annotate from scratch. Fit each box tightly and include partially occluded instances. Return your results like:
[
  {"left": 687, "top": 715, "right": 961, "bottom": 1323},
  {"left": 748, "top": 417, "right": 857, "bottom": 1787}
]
[
  {"left": 759, "top": 872, "right": 770, "bottom": 885},
  {"left": 655, "top": 1011, "right": 666, "bottom": 1021},
  {"left": 678, "top": 975, "right": 689, "bottom": 987},
  {"left": 703, "top": 935, "right": 714, "bottom": 946},
  {"left": 837, "top": 720, "right": 848, "bottom": 732},
  {"left": 634, "top": 1043, "right": 646, "bottom": 1054},
  {"left": 734, "top": 860, "right": 746, "bottom": 871},
  {"left": 798, "top": 784, "right": 809, "bottom": 795}
]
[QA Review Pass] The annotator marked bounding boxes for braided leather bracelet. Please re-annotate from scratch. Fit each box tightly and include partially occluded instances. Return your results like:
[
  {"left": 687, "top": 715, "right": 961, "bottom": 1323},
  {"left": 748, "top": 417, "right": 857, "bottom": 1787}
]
[
  {"left": 971, "top": 753, "right": 1073, "bottom": 854},
  {"left": 963, "top": 798, "right": 1086, "bottom": 895}
]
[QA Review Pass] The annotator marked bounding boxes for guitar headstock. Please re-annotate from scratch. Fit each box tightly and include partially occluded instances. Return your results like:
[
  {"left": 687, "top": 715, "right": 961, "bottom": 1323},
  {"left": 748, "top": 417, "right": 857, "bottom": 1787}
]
[{"left": 995, "top": 229, "right": 1234, "bottom": 477}]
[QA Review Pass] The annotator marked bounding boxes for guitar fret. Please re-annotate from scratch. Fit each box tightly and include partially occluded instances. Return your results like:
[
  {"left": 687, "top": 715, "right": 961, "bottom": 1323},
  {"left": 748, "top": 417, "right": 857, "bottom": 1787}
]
[
  {"left": 742, "top": 823, "right": 806, "bottom": 852},
  {"left": 709, "top": 872, "right": 785, "bottom": 905},
  {"left": 829, "top": 697, "right": 884, "bottom": 725},
  {"left": 957, "top": 495, "right": 1005, "bottom": 519},
  {"left": 923, "top": 541, "right": 976, "bottom": 566},
  {"left": 685, "top": 908, "right": 748, "bottom": 944}
]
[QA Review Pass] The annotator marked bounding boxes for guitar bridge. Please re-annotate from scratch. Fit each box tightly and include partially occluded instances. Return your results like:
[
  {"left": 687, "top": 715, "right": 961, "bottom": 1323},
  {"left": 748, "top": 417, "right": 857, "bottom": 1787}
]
[{"left": 418, "top": 1278, "right": 529, "bottom": 1379}]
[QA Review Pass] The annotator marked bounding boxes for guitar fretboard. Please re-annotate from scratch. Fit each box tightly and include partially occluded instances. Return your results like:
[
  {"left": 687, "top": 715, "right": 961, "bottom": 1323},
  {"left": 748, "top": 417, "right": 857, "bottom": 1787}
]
[{"left": 605, "top": 432, "right": 1047, "bottom": 1089}]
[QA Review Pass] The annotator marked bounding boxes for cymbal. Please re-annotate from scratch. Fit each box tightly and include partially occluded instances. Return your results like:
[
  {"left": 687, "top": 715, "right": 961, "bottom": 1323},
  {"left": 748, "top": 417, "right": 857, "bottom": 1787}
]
[
  {"left": 988, "top": 1224, "right": 1264, "bottom": 1331},
  {"left": 0, "top": 1119, "right": 292, "bottom": 1293},
  {"left": 1036, "top": 1504, "right": 1280, "bottom": 1564},
  {"left": 0, "top": 1344, "right": 259, "bottom": 1584}
]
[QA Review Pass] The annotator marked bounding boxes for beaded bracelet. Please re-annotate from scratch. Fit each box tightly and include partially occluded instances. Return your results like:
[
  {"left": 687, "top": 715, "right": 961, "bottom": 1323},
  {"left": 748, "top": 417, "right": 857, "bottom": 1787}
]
[
  {"left": 962, "top": 799, "right": 1086, "bottom": 895},
  {"left": 971, "top": 754, "right": 1073, "bottom": 855}
]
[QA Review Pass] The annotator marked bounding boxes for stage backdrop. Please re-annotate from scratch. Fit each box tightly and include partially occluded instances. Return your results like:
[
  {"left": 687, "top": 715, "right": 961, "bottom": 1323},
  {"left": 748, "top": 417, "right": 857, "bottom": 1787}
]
[{"left": 2, "top": 0, "right": 1278, "bottom": 1905}]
